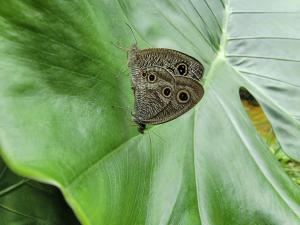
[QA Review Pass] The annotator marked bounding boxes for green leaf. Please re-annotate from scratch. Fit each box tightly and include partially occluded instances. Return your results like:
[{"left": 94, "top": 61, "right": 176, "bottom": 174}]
[
  {"left": 0, "top": 0, "right": 300, "bottom": 225},
  {"left": 0, "top": 157, "right": 80, "bottom": 225}
]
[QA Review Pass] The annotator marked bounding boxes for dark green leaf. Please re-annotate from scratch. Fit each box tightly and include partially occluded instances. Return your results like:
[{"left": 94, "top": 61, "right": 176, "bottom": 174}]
[{"left": 0, "top": 157, "right": 80, "bottom": 225}]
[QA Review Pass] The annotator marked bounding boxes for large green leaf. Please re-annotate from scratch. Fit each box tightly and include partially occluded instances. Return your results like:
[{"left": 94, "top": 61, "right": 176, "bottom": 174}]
[
  {"left": 0, "top": 0, "right": 300, "bottom": 224},
  {"left": 0, "top": 157, "right": 80, "bottom": 225}
]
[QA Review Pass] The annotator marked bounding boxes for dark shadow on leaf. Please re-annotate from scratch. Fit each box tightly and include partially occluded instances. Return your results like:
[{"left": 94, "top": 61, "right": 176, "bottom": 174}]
[{"left": 0, "top": 157, "right": 81, "bottom": 225}]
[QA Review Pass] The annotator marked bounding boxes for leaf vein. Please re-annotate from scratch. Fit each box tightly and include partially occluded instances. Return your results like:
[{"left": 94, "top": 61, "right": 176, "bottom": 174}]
[
  {"left": 0, "top": 179, "right": 29, "bottom": 197},
  {"left": 240, "top": 70, "right": 300, "bottom": 88},
  {"left": 0, "top": 203, "right": 44, "bottom": 222},
  {"left": 153, "top": 4, "right": 211, "bottom": 65},
  {"left": 227, "top": 54, "right": 300, "bottom": 63},
  {"left": 228, "top": 37, "right": 300, "bottom": 41},
  {"left": 202, "top": 0, "right": 222, "bottom": 32},
  {"left": 231, "top": 11, "right": 300, "bottom": 15}
]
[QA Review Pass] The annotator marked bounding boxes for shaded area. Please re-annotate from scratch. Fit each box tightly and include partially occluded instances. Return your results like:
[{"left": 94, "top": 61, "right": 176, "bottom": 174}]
[{"left": 0, "top": 156, "right": 81, "bottom": 225}]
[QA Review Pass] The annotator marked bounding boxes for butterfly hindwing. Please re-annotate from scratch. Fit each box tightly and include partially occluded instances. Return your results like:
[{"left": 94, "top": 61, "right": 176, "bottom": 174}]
[{"left": 132, "top": 67, "right": 204, "bottom": 125}]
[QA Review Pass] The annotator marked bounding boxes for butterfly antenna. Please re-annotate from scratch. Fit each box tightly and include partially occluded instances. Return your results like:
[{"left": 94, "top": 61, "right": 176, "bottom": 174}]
[
  {"left": 125, "top": 22, "right": 138, "bottom": 46},
  {"left": 111, "top": 41, "right": 130, "bottom": 52}
]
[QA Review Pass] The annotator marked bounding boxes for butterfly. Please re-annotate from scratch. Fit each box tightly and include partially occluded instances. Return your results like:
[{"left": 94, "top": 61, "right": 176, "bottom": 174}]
[{"left": 128, "top": 45, "right": 205, "bottom": 133}]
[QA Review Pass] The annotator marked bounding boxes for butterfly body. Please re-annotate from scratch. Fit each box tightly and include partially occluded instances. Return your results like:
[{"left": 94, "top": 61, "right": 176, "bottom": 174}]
[{"left": 128, "top": 46, "right": 204, "bottom": 133}]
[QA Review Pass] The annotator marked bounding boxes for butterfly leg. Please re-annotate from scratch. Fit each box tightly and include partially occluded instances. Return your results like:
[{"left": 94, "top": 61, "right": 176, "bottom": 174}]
[{"left": 131, "top": 113, "right": 146, "bottom": 134}]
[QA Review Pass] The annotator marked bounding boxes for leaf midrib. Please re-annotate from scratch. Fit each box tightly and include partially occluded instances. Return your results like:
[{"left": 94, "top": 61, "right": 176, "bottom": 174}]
[{"left": 203, "top": 0, "right": 300, "bottom": 219}]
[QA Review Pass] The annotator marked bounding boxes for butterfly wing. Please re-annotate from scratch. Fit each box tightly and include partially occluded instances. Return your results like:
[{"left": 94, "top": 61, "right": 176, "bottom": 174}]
[
  {"left": 140, "top": 75, "right": 204, "bottom": 125},
  {"left": 128, "top": 47, "right": 204, "bottom": 80},
  {"left": 132, "top": 67, "right": 176, "bottom": 123}
]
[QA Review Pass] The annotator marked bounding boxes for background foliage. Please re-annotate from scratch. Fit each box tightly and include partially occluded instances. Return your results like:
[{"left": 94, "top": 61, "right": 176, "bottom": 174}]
[{"left": 0, "top": 157, "right": 80, "bottom": 224}]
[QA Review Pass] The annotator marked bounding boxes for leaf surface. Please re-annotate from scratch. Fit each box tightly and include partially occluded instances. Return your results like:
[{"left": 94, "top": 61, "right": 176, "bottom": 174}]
[{"left": 0, "top": 0, "right": 300, "bottom": 224}]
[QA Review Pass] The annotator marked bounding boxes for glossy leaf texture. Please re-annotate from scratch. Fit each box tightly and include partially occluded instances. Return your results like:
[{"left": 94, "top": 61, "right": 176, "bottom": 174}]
[
  {"left": 0, "top": 157, "right": 80, "bottom": 225},
  {"left": 0, "top": 0, "right": 300, "bottom": 225}
]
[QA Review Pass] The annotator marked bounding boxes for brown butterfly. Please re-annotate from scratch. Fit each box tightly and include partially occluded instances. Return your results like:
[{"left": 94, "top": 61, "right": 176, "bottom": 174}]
[{"left": 128, "top": 45, "right": 205, "bottom": 133}]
